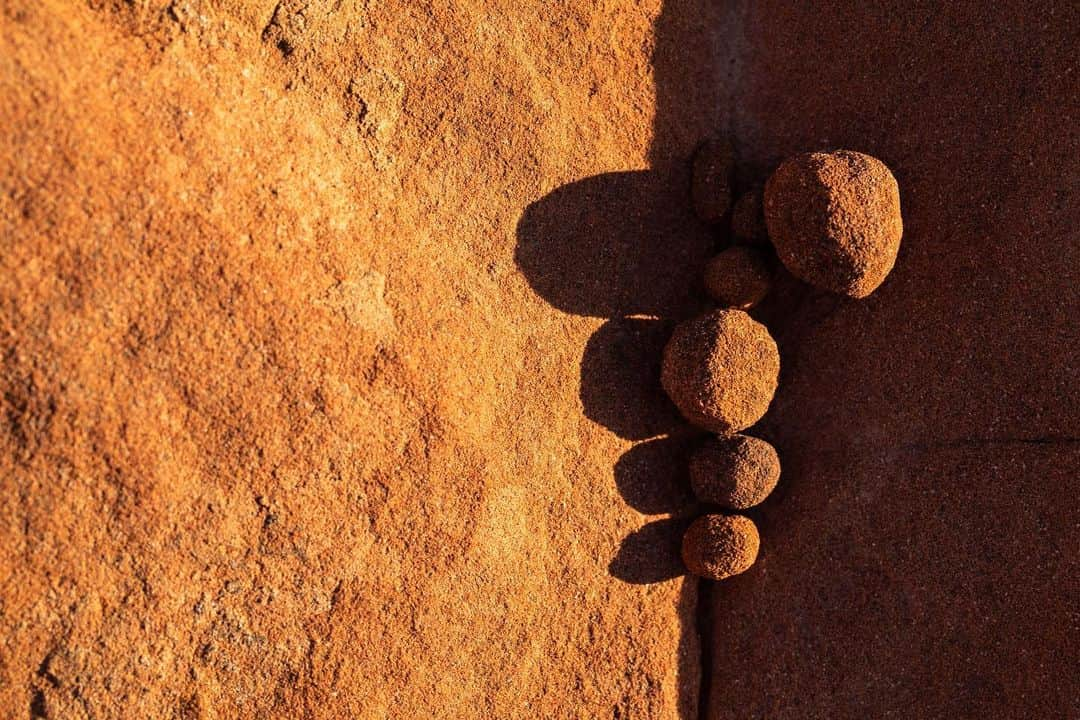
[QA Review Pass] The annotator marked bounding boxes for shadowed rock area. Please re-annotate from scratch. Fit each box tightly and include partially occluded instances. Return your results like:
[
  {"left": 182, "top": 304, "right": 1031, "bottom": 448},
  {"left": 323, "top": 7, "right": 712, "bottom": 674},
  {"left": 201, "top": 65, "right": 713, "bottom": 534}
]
[{"left": 710, "top": 3, "right": 1079, "bottom": 717}]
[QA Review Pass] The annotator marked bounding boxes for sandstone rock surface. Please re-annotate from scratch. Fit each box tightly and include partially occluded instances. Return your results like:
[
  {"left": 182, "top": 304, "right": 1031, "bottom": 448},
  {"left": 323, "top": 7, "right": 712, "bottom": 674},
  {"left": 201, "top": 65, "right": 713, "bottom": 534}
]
[
  {"left": 691, "top": 139, "right": 734, "bottom": 224},
  {"left": 709, "top": 3, "right": 1078, "bottom": 718},
  {"left": 0, "top": 1, "right": 726, "bottom": 717}
]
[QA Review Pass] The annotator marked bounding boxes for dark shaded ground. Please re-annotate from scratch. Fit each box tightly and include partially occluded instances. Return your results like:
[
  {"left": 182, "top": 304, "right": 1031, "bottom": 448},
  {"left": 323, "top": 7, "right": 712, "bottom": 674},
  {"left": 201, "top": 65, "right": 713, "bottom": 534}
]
[
  {"left": 515, "top": 1, "right": 735, "bottom": 715},
  {"left": 710, "top": 2, "right": 1080, "bottom": 718}
]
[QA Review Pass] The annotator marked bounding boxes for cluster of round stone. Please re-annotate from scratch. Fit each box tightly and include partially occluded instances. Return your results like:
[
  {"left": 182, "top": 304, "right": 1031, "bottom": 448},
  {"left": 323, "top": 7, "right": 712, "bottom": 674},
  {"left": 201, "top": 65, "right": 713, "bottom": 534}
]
[{"left": 672, "top": 142, "right": 902, "bottom": 581}]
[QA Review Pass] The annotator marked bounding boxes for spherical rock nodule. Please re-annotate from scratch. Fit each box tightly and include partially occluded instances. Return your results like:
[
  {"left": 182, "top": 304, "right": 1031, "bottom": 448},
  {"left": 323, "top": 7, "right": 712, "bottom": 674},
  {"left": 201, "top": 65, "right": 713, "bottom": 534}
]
[
  {"left": 731, "top": 189, "right": 768, "bottom": 245},
  {"left": 764, "top": 150, "right": 902, "bottom": 298},
  {"left": 703, "top": 246, "right": 773, "bottom": 309},
  {"left": 690, "top": 434, "right": 780, "bottom": 509},
  {"left": 682, "top": 514, "right": 759, "bottom": 581},
  {"left": 691, "top": 139, "right": 734, "bottom": 224},
  {"left": 660, "top": 309, "right": 779, "bottom": 435}
]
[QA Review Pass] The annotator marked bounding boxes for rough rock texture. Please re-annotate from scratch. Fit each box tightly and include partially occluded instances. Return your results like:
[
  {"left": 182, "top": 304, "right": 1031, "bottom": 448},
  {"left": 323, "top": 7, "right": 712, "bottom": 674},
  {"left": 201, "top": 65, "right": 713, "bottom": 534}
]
[
  {"left": 689, "top": 435, "right": 779, "bottom": 510},
  {"left": 690, "top": 138, "right": 733, "bottom": 224},
  {"left": 702, "top": 246, "right": 773, "bottom": 309},
  {"left": 764, "top": 150, "right": 902, "bottom": 298},
  {"left": 730, "top": 190, "right": 767, "bottom": 245},
  {"left": 708, "top": 2, "right": 1079, "bottom": 718},
  {"left": 681, "top": 514, "right": 759, "bottom": 581},
  {"left": 661, "top": 310, "right": 779, "bottom": 435},
  {"left": 0, "top": 0, "right": 727, "bottom": 717}
]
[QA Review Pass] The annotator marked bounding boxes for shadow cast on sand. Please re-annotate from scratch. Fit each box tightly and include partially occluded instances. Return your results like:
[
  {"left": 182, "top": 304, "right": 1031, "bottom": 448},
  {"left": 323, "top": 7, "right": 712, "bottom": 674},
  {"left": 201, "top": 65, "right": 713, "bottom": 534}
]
[
  {"left": 515, "top": 165, "right": 712, "bottom": 578},
  {"left": 612, "top": 432, "right": 701, "bottom": 515},
  {"left": 607, "top": 517, "right": 694, "bottom": 584},
  {"left": 515, "top": 172, "right": 710, "bottom": 319}
]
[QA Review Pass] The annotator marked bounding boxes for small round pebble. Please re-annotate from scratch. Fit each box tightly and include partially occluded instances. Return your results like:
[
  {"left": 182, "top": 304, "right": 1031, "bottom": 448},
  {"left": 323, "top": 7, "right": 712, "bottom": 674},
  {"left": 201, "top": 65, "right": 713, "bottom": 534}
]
[
  {"left": 682, "top": 514, "right": 759, "bottom": 581},
  {"left": 764, "top": 149, "right": 902, "bottom": 298},
  {"left": 691, "top": 138, "right": 734, "bottom": 224},
  {"left": 660, "top": 309, "right": 779, "bottom": 435},
  {"left": 703, "top": 246, "right": 773, "bottom": 309},
  {"left": 731, "top": 189, "right": 768, "bottom": 245},
  {"left": 689, "top": 434, "right": 780, "bottom": 509}
]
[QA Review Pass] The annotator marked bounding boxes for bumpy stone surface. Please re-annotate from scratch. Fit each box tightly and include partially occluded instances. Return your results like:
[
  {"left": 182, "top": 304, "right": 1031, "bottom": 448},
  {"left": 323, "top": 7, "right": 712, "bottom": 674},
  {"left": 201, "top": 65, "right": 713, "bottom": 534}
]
[
  {"left": 764, "top": 150, "right": 902, "bottom": 298},
  {"left": 681, "top": 514, "right": 759, "bottom": 580},
  {"left": 691, "top": 138, "right": 734, "bottom": 224},
  {"left": 660, "top": 310, "right": 780, "bottom": 434},
  {"left": 731, "top": 190, "right": 768, "bottom": 245},
  {"left": 689, "top": 434, "right": 780, "bottom": 509},
  {"left": 702, "top": 246, "right": 774, "bottom": 309}
]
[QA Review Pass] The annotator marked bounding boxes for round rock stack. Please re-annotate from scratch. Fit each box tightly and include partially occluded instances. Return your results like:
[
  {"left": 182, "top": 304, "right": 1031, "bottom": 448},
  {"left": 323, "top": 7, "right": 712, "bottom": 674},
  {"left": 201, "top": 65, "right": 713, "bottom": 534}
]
[
  {"left": 764, "top": 150, "right": 902, "bottom": 298},
  {"left": 676, "top": 144, "right": 905, "bottom": 584},
  {"left": 660, "top": 309, "right": 779, "bottom": 435},
  {"left": 681, "top": 514, "right": 759, "bottom": 581},
  {"left": 690, "top": 434, "right": 780, "bottom": 510}
]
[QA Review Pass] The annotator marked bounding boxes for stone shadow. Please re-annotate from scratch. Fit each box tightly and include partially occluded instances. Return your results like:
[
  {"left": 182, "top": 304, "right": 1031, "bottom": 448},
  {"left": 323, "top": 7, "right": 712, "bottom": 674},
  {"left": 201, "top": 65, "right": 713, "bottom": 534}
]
[
  {"left": 579, "top": 317, "right": 683, "bottom": 441},
  {"left": 515, "top": 164, "right": 712, "bottom": 582},
  {"left": 514, "top": 0, "right": 735, "bottom": 716},
  {"left": 515, "top": 172, "right": 711, "bottom": 319},
  {"left": 607, "top": 516, "right": 694, "bottom": 584},
  {"left": 612, "top": 432, "right": 701, "bottom": 515}
]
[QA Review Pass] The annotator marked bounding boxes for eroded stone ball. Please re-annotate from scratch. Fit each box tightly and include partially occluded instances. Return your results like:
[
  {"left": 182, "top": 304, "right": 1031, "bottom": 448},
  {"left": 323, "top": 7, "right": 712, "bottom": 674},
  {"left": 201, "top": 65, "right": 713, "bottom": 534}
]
[
  {"left": 703, "top": 246, "right": 773, "bottom": 309},
  {"left": 764, "top": 150, "right": 902, "bottom": 298},
  {"left": 691, "top": 138, "right": 734, "bottom": 224},
  {"left": 731, "top": 189, "right": 768, "bottom": 245},
  {"left": 681, "top": 514, "right": 759, "bottom": 581},
  {"left": 660, "top": 310, "right": 779, "bottom": 434},
  {"left": 689, "top": 434, "right": 780, "bottom": 509}
]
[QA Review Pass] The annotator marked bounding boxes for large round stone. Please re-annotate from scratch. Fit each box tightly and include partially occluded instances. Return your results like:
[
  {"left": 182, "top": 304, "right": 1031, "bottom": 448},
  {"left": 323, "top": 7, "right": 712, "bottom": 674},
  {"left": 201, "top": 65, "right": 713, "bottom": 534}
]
[
  {"left": 681, "top": 514, "right": 760, "bottom": 581},
  {"left": 660, "top": 309, "right": 779, "bottom": 434},
  {"left": 764, "top": 150, "right": 902, "bottom": 298},
  {"left": 689, "top": 434, "right": 780, "bottom": 509}
]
